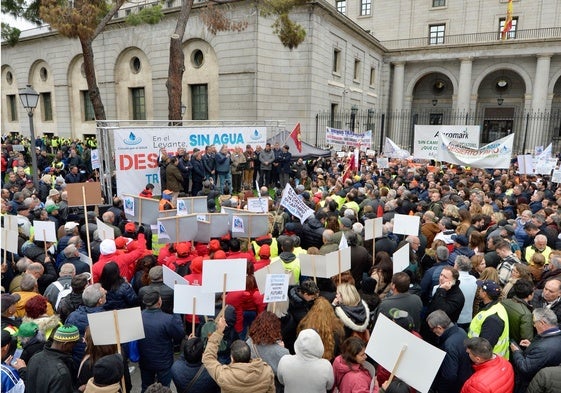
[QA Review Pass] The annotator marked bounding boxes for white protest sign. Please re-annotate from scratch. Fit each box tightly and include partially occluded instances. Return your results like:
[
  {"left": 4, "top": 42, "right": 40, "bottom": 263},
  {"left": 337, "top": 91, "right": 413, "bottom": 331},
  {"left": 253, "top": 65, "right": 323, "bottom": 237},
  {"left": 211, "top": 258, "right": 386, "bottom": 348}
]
[
  {"left": 517, "top": 155, "right": 534, "bottom": 174},
  {"left": 91, "top": 149, "right": 100, "bottom": 170},
  {"left": 176, "top": 199, "right": 189, "bottom": 216},
  {"left": 366, "top": 314, "right": 445, "bottom": 393},
  {"left": 208, "top": 214, "right": 230, "bottom": 238},
  {"left": 202, "top": 258, "right": 247, "bottom": 293},
  {"left": 552, "top": 170, "right": 561, "bottom": 184},
  {"left": 79, "top": 253, "right": 93, "bottom": 268},
  {"left": 230, "top": 214, "right": 269, "bottom": 238},
  {"left": 247, "top": 197, "right": 269, "bottom": 213},
  {"left": 195, "top": 221, "right": 211, "bottom": 243},
  {"left": 163, "top": 265, "right": 189, "bottom": 289},
  {"left": 325, "top": 247, "right": 351, "bottom": 278},
  {"left": 280, "top": 183, "right": 314, "bottom": 223},
  {"left": 255, "top": 260, "right": 286, "bottom": 294},
  {"left": 173, "top": 284, "right": 216, "bottom": 315},
  {"left": 123, "top": 196, "right": 135, "bottom": 217},
  {"left": 2, "top": 215, "right": 18, "bottom": 232},
  {"left": 158, "top": 215, "right": 198, "bottom": 243},
  {"left": 1, "top": 228, "right": 19, "bottom": 253},
  {"left": 364, "top": 217, "right": 383, "bottom": 241},
  {"left": 414, "top": 125, "right": 480, "bottom": 160},
  {"left": 88, "top": 307, "right": 145, "bottom": 345},
  {"left": 393, "top": 244, "right": 410, "bottom": 274},
  {"left": 299, "top": 253, "right": 326, "bottom": 279},
  {"left": 263, "top": 274, "right": 290, "bottom": 303},
  {"left": 393, "top": 214, "right": 420, "bottom": 236},
  {"left": 95, "top": 218, "right": 115, "bottom": 240},
  {"left": 377, "top": 157, "right": 389, "bottom": 169},
  {"left": 33, "top": 220, "right": 57, "bottom": 242}
]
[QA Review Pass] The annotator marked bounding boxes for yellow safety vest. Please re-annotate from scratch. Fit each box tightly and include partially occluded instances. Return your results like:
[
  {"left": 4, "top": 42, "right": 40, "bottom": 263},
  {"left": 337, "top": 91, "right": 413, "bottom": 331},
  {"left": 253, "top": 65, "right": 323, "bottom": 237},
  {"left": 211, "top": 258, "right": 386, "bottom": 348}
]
[
  {"left": 251, "top": 238, "right": 279, "bottom": 260},
  {"left": 468, "top": 302, "right": 510, "bottom": 359}
]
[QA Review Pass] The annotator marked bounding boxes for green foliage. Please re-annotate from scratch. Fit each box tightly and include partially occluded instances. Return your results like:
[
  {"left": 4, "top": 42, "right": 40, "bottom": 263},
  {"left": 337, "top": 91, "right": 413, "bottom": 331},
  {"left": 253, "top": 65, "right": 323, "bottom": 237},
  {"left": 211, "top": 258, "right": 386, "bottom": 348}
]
[
  {"left": 1, "top": 22, "right": 21, "bottom": 46},
  {"left": 126, "top": 4, "right": 164, "bottom": 26},
  {"left": 272, "top": 13, "right": 306, "bottom": 49}
]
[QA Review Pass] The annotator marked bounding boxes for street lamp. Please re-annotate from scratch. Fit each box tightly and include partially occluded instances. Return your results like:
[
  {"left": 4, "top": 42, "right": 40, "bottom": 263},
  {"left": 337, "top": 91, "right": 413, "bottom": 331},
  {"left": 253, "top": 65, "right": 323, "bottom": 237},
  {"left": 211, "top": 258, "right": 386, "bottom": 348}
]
[{"left": 19, "top": 85, "right": 40, "bottom": 190}]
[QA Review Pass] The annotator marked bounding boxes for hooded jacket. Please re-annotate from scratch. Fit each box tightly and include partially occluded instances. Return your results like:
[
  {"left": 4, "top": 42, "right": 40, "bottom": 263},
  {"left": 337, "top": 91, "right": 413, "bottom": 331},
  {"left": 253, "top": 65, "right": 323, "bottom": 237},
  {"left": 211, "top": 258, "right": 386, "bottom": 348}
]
[
  {"left": 332, "top": 355, "right": 374, "bottom": 393},
  {"left": 203, "top": 330, "right": 275, "bottom": 393},
  {"left": 277, "top": 329, "right": 334, "bottom": 393},
  {"left": 335, "top": 300, "right": 371, "bottom": 336}
]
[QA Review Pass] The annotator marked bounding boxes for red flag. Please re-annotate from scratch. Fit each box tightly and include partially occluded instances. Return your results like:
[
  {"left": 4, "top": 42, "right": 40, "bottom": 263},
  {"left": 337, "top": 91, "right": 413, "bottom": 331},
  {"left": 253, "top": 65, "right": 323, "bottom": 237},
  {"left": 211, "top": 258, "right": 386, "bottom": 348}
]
[
  {"left": 501, "top": 0, "right": 513, "bottom": 40},
  {"left": 290, "top": 123, "right": 303, "bottom": 153},
  {"left": 377, "top": 204, "right": 384, "bottom": 218}
]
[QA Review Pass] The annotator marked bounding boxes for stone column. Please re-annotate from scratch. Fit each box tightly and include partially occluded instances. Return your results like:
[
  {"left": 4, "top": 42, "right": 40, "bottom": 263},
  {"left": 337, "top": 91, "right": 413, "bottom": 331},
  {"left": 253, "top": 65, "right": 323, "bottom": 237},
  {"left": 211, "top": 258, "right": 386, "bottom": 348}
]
[
  {"left": 456, "top": 57, "right": 472, "bottom": 115},
  {"left": 390, "top": 62, "right": 405, "bottom": 145},
  {"left": 527, "top": 54, "right": 552, "bottom": 149}
]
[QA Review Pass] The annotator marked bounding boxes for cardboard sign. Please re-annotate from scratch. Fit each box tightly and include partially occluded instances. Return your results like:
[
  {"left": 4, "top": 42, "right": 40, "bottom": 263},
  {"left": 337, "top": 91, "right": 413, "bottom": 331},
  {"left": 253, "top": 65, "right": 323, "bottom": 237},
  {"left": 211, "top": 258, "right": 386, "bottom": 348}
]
[
  {"left": 366, "top": 314, "right": 445, "bottom": 393},
  {"left": 173, "top": 284, "right": 216, "bottom": 315},
  {"left": 299, "top": 247, "right": 351, "bottom": 279},
  {"left": 88, "top": 307, "right": 145, "bottom": 345},
  {"left": 66, "top": 182, "right": 102, "bottom": 207},
  {"left": 157, "top": 215, "right": 198, "bottom": 243},
  {"left": 202, "top": 258, "right": 247, "bottom": 293},
  {"left": 393, "top": 214, "right": 420, "bottom": 236},
  {"left": 195, "top": 221, "right": 212, "bottom": 243},
  {"left": 255, "top": 260, "right": 286, "bottom": 294},
  {"left": 95, "top": 218, "right": 115, "bottom": 240},
  {"left": 552, "top": 170, "right": 561, "bottom": 183},
  {"left": 393, "top": 243, "right": 410, "bottom": 274},
  {"left": 364, "top": 217, "right": 383, "bottom": 240},
  {"left": 163, "top": 265, "right": 189, "bottom": 289},
  {"left": 377, "top": 157, "right": 389, "bottom": 169},
  {"left": 1, "top": 228, "right": 19, "bottom": 253},
  {"left": 2, "top": 215, "right": 18, "bottom": 232},
  {"left": 208, "top": 214, "right": 230, "bottom": 238},
  {"left": 247, "top": 197, "right": 269, "bottom": 213},
  {"left": 176, "top": 199, "right": 189, "bottom": 216},
  {"left": 33, "top": 221, "right": 57, "bottom": 242},
  {"left": 122, "top": 194, "right": 160, "bottom": 225},
  {"left": 230, "top": 214, "right": 269, "bottom": 238},
  {"left": 263, "top": 274, "right": 290, "bottom": 303},
  {"left": 175, "top": 197, "right": 208, "bottom": 214}
]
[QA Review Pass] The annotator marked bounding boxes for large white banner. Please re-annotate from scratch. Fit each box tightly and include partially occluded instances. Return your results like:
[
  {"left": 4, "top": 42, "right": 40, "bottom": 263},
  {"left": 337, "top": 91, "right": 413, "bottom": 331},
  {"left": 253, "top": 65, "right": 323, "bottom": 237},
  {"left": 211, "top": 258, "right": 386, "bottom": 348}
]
[
  {"left": 438, "top": 133, "right": 514, "bottom": 168},
  {"left": 413, "top": 125, "right": 480, "bottom": 160},
  {"left": 325, "top": 128, "right": 372, "bottom": 148},
  {"left": 280, "top": 183, "right": 314, "bottom": 223},
  {"left": 113, "top": 127, "right": 267, "bottom": 196}
]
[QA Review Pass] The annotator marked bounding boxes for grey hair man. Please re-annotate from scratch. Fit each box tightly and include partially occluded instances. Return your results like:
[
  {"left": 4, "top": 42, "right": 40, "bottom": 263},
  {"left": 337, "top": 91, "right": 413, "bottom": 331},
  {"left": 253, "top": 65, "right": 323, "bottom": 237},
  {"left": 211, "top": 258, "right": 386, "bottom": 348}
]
[{"left": 454, "top": 255, "right": 477, "bottom": 329}]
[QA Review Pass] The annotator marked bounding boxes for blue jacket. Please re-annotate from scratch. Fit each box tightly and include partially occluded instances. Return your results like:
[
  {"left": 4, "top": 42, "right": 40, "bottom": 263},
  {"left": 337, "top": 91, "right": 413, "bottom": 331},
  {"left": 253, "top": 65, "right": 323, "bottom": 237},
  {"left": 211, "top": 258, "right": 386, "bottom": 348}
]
[
  {"left": 215, "top": 152, "right": 231, "bottom": 174},
  {"left": 103, "top": 282, "right": 139, "bottom": 311},
  {"left": 171, "top": 358, "right": 220, "bottom": 393},
  {"left": 138, "top": 309, "right": 184, "bottom": 371},
  {"left": 66, "top": 305, "right": 105, "bottom": 367},
  {"left": 433, "top": 325, "right": 473, "bottom": 393}
]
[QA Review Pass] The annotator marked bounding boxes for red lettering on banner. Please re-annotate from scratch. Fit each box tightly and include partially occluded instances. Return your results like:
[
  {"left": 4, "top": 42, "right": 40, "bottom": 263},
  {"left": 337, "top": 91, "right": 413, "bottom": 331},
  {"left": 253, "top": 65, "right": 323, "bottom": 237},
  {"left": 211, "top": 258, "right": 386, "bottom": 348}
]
[{"left": 118, "top": 153, "right": 159, "bottom": 170}]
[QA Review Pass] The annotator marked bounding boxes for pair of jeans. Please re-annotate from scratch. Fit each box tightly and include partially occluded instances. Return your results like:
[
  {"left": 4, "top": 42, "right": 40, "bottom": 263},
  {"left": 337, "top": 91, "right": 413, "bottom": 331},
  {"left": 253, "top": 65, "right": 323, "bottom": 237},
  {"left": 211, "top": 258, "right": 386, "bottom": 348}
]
[
  {"left": 217, "top": 171, "right": 232, "bottom": 193},
  {"left": 140, "top": 367, "right": 173, "bottom": 392}
]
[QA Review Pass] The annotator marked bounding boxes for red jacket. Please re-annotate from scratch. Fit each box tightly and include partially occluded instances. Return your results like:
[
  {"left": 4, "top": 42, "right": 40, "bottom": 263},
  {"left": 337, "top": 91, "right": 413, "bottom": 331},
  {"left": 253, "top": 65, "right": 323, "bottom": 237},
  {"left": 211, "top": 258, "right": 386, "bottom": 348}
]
[
  {"left": 225, "top": 289, "right": 265, "bottom": 333},
  {"left": 332, "top": 355, "right": 376, "bottom": 393},
  {"left": 461, "top": 355, "right": 514, "bottom": 393},
  {"left": 93, "top": 233, "right": 147, "bottom": 282}
]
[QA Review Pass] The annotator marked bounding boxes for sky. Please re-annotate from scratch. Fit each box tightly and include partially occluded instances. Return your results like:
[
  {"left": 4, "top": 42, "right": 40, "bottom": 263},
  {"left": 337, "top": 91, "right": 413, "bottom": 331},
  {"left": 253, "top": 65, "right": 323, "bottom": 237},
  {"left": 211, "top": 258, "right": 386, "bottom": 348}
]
[{"left": 3, "top": 14, "right": 42, "bottom": 31}]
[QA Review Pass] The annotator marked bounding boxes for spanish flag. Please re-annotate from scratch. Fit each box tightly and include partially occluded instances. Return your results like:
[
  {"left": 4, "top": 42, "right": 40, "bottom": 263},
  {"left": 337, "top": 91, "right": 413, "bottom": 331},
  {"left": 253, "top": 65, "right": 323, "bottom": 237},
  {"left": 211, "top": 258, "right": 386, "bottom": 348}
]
[
  {"left": 289, "top": 122, "right": 303, "bottom": 153},
  {"left": 501, "top": 0, "right": 513, "bottom": 40}
]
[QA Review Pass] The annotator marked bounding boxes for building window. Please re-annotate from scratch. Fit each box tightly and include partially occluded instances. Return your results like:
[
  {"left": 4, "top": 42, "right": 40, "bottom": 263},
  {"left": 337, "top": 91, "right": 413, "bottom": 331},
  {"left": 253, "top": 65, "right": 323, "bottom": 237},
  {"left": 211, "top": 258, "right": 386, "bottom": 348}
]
[
  {"left": 7, "top": 95, "right": 18, "bottom": 122},
  {"left": 360, "top": 0, "right": 371, "bottom": 16},
  {"left": 82, "top": 90, "right": 95, "bottom": 121},
  {"left": 499, "top": 16, "right": 518, "bottom": 39},
  {"left": 42, "top": 92, "right": 53, "bottom": 121},
  {"left": 432, "top": 0, "right": 445, "bottom": 7},
  {"left": 131, "top": 87, "right": 146, "bottom": 120},
  {"left": 190, "top": 84, "right": 208, "bottom": 120},
  {"left": 369, "top": 67, "right": 376, "bottom": 87},
  {"left": 336, "top": 0, "right": 346, "bottom": 14},
  {"left": 330, "top": 103, "right": 341, "bottom": 129},
  {"left": 333, "top": 49, "right": 341, "bottom": 74},
  {"left": 353, "top": 59, "right": 361, "bottom": 82},
  {"left": 429, "top": 24, "right": 445, "bottom": 45}
]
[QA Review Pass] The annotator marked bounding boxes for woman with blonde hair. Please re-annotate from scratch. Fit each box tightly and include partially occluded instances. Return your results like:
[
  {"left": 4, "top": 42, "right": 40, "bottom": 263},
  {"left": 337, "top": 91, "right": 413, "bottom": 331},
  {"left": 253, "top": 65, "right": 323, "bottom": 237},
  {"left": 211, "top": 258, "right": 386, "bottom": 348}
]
[
  {"left": 500, "top": 263, "right": 532, "bottom": 300},
  {"left": 473, "top": 267, "right": 500, "bottom": 316},
  {"left": 297, "top": 297, "right": 345, "bottom": 361},
  {"left": 332, "top": 283, "right": 371, "bottom": 342},
  {"left": 470, "top": 254, "right": 486, "bottom": 278}
]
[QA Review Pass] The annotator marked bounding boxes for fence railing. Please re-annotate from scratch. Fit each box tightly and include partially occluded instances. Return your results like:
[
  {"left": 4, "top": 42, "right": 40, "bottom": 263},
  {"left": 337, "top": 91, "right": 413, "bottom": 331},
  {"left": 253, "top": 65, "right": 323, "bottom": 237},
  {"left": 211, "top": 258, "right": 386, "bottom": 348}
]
[
  {"left": 315, "top": 109, "right": 561, "bottom": 154},
  {"left": 380, "top": 27, "right": 561, "bottom": 50}
]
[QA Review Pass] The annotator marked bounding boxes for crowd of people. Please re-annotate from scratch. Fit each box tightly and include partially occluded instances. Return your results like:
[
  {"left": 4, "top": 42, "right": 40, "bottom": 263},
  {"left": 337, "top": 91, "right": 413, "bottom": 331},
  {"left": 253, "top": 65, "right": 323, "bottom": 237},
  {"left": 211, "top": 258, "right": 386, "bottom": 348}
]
[{"left": 2, "top": 132, "right": 561, "bottom": 393}]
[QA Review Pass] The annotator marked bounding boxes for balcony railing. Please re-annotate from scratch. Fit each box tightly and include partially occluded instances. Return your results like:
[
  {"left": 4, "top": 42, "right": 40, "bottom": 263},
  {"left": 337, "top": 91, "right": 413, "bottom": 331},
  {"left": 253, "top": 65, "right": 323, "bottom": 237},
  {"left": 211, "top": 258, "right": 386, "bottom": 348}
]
[{"left": 380, "top": 27, "right": 561, "bottom": 50}]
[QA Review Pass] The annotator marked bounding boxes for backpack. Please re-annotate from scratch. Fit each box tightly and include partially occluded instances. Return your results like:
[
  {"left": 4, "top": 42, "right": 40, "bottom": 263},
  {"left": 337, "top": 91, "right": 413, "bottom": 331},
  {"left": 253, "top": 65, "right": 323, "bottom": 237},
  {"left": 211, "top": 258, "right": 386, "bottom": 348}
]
[
  {"left": 52, "top": 281, "right": 72, "bottom": 310},
  {"left": 200, "top": 320, "right": 228, "bottom": 352}
]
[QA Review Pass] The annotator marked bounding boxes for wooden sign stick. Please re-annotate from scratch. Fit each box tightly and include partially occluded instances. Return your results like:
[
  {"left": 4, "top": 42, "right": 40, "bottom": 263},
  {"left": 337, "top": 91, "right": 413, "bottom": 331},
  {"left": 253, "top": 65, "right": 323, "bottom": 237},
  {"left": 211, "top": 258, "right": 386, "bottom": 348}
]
[
  {"left": 221, "top": 273, "right": 227, "bottom": 313},
  {"left": 387, "top": 344, "right": 408, "bottom": 386},
  {"left": 112, "top": 310, "right": 127, "bottom": 393},
  {"left": 312, "top": 256, "right": 317, "bottom": 284},
  {"left": 83, "top": 186, "right": 93, "bottom": 284},
  {"left": 338, "top": 251, "right": 342, "bottom": 286},
  {"left": 42, "top": 230, "right": 47, "bottom": 256},
  {"left": 192, "top": 297, "right": 197, "bottom": 336}
]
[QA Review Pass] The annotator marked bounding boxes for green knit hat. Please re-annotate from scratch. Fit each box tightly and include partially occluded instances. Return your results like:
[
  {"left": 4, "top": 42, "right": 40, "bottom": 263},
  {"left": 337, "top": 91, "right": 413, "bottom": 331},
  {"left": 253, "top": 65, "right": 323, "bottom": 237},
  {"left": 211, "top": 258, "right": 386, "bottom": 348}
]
[
  {"left": 53, "top": 324, "right": 80, "bottom": 343},
  {"left": 17, "top": 322, "right": 39, "bottom": 338}
]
